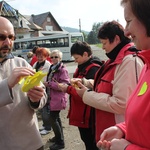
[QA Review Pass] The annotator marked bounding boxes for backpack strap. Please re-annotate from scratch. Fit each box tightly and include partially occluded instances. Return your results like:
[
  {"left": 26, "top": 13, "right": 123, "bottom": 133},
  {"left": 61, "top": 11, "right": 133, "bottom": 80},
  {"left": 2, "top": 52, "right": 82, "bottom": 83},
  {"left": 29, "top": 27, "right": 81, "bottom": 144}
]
[
  {"left": 74, "top": 63, "right": 100, "bottom": 78},
  {"left": 128, "top": 46, "right": 145, "bottom": 84}
]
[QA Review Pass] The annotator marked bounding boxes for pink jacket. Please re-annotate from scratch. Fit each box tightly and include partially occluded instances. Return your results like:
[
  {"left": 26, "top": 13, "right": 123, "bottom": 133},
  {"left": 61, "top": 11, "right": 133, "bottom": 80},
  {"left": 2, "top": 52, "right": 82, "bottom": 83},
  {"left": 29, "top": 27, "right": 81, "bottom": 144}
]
[
  {"left": 117, "top": 50, "right": 150, "bottom": 150},
  {"left": 47, "top": 62, "right": 70, "bottom": 111}
]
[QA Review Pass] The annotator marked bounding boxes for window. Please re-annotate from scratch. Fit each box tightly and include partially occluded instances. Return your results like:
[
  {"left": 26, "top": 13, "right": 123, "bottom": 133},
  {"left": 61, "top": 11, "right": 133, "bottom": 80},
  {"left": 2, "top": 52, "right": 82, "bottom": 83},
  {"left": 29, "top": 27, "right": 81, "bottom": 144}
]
[
  {"left": 46, "top": 25, "right": 53, "bottom": 31},
  {"left": 47, "top": 17, "right": 51, "bottom": 22},
  {"left": 71, "top": 36, "right": 83, "bottom": 43}
]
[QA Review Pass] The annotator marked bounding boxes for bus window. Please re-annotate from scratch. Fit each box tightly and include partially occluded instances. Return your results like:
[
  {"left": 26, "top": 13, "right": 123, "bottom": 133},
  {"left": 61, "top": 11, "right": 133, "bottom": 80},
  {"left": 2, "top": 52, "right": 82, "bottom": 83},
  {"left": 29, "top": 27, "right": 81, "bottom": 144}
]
[
  {"left": 41, "top": 40, "right": 51, "bottom": 47},
  {"left": 14, "top": 43, "right": 20, "bottom": 50},
  {"left": 64, "top": 37, "right": 69, "bottom": 46},
  {"left": 58, "top": 38, "right": 64, "bottom": 46},
  {"left": 21, "top": 42, "right": 27, "bottom": 49},
  {"left": 37, "top": 40, "right": 43, "bottom": 47},
  {"left": 27, "top": 41, "right": 36, "bottom": 49},
  {"left": 71, "top": 36, "right": 83, "bottom": 43},
  {"left": 51, "top": 39, "right": 57, "bottom": 47}
]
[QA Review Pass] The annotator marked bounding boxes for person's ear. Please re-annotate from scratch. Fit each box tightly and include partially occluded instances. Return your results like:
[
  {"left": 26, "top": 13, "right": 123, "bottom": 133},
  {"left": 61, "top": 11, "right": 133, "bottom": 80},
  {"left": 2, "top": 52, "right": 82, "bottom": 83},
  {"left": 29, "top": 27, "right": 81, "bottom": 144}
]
[
  {"left": 83, "top": 51, "right": 88, "bottom": 57},
  {"left": 114, "top": 35, "right": 121, "bottom": 44}
]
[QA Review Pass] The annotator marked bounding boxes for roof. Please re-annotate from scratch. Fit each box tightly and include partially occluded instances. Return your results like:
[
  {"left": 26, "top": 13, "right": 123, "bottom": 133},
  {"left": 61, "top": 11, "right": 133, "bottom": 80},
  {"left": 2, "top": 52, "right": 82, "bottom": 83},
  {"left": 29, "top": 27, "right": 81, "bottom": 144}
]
[
  {"left": 31, "top": 12, "right": 62, "bottom": 31},
  {"left": 27, "top": 21, "right": 43, "bottom": 30},
  {"left": 0, "top": 1, "right": 63, "bottom": 34},
  {"left": 0, "top": 0, "right": 19, "bottom": 18},
  {"left": 0, "top": 1, "right": 42, "bottom": 30},
  {"left": 40, "top": 30, "right": 69, "bottom": 36}
]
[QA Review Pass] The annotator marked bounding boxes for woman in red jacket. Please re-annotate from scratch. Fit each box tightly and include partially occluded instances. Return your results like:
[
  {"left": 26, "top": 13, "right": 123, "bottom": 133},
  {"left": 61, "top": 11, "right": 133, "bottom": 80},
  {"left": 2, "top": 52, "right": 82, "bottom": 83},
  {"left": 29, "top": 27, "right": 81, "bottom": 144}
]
[
  {"left": 97, "top": 0, "right": 150, "bottom": 150},
  {"left": 76, "top": 20, "right": 144, "bottom": 144}
]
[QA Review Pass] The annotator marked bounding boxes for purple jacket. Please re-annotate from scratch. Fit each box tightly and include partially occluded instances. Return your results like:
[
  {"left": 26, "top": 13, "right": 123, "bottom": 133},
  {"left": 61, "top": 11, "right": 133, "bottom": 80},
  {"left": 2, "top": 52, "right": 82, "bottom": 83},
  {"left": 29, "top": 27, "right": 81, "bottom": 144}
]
[{"left": 47, "top": 62, "right": 70, "bottom": 111}]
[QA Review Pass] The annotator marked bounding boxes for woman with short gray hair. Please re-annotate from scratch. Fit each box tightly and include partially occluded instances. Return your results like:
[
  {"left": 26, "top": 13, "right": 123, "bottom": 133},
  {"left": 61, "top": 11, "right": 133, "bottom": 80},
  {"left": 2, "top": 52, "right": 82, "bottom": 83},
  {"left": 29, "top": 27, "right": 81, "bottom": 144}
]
[{"left": 43, "top": 49, "right": 70, "bottom": 150}]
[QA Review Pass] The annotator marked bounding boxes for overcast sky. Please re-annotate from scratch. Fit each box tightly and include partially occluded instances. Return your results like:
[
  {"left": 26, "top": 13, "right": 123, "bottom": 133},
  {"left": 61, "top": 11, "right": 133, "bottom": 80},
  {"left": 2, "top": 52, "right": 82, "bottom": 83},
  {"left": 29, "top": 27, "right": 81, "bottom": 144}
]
[{"left": 8, "top": 0, "right": 126, "bottom": 31}]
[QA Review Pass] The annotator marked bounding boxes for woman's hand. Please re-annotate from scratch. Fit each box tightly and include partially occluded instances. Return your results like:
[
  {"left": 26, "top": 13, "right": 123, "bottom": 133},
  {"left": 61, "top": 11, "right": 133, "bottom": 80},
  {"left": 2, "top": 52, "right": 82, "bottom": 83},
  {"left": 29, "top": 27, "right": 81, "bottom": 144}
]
[
  {"left": 97, "top": 126, "right": 124, "bottom": 149},
  {"left": 97, "top": 140, "right": 111, "bottom": 150},
  {"left": 109, "top": 138, "right": 131, "bottom": 150},
  {"left": 70, "top": 78, "right": 82, "bottom": 85},
  {"left": 75, "top": 82, "right": 88, "bottom": 98},
  {"left": 58, "top": 83, "right": 68, "bottom": 92}
]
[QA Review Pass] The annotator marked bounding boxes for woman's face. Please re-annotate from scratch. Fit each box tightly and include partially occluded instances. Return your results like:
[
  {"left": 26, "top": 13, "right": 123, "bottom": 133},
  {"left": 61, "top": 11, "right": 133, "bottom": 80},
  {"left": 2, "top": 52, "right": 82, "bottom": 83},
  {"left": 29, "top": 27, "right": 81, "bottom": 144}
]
[
  {"left": 100, "top": 35, "right": 121, "bottom": 53},
  {"left": 124, "top": 2, "right": 150, "bottom": 50},
  {"left": 72, "top": 52, "right": 89, "bottom": 65},
  {"left": 51, "top": 52, "right": 60, "bottom": 65},
  {"left": 37, "top": 54, "right": 47, "bottom": 63}
]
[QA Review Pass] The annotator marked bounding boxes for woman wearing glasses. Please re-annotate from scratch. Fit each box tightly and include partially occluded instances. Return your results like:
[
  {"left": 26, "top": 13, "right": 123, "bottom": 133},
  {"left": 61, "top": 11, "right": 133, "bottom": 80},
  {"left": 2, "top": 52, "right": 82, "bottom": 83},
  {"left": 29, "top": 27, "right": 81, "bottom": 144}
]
[{"left": 43, "top": 49, "right": 70, "bottom": 150}]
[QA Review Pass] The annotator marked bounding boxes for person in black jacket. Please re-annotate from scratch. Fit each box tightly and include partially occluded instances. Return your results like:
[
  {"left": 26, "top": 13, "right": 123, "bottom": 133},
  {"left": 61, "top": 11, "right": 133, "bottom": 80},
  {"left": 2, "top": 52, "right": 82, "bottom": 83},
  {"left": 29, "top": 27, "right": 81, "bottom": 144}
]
[{"left": 59, "top": 41, "right": 104, "bottom": 150}]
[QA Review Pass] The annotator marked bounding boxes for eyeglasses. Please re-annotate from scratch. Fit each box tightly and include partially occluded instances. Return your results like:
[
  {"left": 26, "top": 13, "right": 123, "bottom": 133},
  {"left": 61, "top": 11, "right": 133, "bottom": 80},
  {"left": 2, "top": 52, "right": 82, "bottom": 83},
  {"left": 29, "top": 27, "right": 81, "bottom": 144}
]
[
  {"left": 0, "top": 34, "right": 16, "bottom": 41},
  {"left": 50, "top": 56, "right": 59, "bottom": 59}
]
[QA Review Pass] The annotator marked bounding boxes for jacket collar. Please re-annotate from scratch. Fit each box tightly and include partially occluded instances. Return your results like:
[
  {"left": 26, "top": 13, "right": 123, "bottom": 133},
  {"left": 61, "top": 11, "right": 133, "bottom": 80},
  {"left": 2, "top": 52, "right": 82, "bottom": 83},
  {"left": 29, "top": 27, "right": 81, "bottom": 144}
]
[
  {"left": 78, "top": 58, "right": 92, "bottom": 71},
  {"left": 0, "top": 53, "right": 14, "bottom": 64},
  {"left": 139, "top": 50, "right": 150, "bottom": 68},
  {"left": 106, "top": 40, "right": 130, "bottom": 60},
  {"left": 108, "top": 42, "right": 135, "bottom": 65}
]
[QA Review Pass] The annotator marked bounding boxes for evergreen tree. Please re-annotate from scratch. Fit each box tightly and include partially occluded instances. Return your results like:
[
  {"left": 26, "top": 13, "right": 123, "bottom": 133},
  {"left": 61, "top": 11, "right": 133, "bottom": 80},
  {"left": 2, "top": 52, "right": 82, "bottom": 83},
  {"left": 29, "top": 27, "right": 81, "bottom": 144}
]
[{"left": 87, "top": 22, "right": 104, "bottom": 44}]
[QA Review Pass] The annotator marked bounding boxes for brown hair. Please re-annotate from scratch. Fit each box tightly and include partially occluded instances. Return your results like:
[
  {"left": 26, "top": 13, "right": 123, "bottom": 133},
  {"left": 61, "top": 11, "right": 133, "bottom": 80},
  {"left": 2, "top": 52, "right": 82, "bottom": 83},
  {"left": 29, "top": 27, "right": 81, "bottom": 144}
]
[
  {"left": 121, "top": 0, "right": 150, "bottom": 36},
  {"left": 97, "top": 20, "right": 130, "bottom": 43},
  {"left": 35, "top": 47, "right": 49, "bottom": 57},
  {"left": 32, "top": 46, "right": 39, "bottom": 54}
]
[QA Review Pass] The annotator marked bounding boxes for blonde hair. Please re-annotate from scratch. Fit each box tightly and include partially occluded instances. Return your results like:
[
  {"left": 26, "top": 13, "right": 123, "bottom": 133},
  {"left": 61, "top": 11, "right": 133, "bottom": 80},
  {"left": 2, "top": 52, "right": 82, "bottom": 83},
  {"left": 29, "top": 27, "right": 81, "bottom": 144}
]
[
  {"left": 27, "top": 52, "right": 33, "bottom": 58},
  {"left": 46, "top": 48, "right": 51, "bottom": 56}
]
